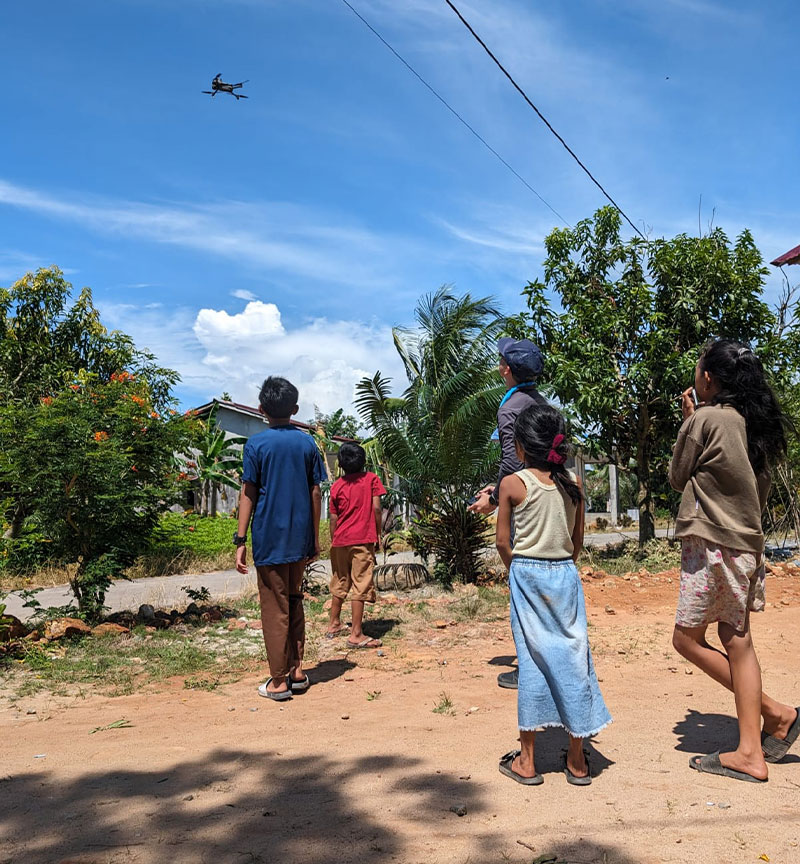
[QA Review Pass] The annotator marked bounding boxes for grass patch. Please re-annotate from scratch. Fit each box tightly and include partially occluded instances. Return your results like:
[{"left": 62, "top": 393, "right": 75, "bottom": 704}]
[
  {"left": 578, "top": 538, "right": 681, "bottom": 577},
  {"left": 432, "top": 691, "right": 455, "bottom": 716},
  {"left": 1, "top": 624, "right": 263, "bottom": 700}
]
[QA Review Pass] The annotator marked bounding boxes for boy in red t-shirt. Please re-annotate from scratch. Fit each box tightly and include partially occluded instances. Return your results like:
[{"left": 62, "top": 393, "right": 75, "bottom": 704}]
[{"left": 326, "top": 442, "right": 386, "bottom": 648}]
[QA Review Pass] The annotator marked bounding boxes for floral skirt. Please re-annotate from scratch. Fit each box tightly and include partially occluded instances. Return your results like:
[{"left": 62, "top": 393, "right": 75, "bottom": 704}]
[
  {"left": 676, "top": 535, "right": 765, "bottom": 631},
  {"left": 509, "top": 556, "right": 612, "bottom": 738}
]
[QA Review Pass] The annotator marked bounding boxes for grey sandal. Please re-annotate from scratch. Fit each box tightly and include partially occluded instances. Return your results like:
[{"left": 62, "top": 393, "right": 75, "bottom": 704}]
[
  {"left": 689, "top": 752, "right": 767, "bottom": 783},
  {"left": 762, "top": 707, "right": 800, "bottom": 763},
  {"left": 562, "top": 750, "right": 592, "bottom": 786},
  {"left": 257, "top": 679, "right": 292, "bottom": 701},
  {"left": 498, "top": 749, "right": 544, "bottom": 786}
]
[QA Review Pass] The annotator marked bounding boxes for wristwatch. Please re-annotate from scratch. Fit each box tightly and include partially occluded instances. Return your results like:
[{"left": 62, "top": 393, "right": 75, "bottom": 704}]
[{"left": 232, "top": 532, "right": 247, "bottom": 547}]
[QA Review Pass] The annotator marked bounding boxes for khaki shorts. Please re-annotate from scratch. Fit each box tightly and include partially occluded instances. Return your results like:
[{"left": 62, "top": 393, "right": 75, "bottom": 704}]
[{"left": 330, "top": 544, "right": 377, "bottom": 603}]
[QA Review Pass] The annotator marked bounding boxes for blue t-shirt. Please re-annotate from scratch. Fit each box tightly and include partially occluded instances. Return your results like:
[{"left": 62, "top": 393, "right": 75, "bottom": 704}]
[{"left": 242, "top": 425, "right": 327, "bottom": 566}]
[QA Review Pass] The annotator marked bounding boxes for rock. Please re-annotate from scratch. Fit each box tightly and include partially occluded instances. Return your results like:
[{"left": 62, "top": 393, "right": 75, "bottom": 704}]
[
  {"left": 137, "top": 604, "right": 156, "bottom": 622},
  {"left": 684, "top": 668, "right": 693, "bottom": 675},
  {"left": 44, "top": 617, "right": 91, "bottom": 640},
  {"left": 449, "top": 804, "right": 467, "bottom": 817},
  {"left": 154, "top": 610, "right": 171, "bottom": 621},
  {"left": 341, "top": 715, "right": 350, "bottom": 720},
  {"left": 246, "top": 620, "right": 262, "bottom": 630},
  {"left": 185, "top": 603, "right": 202, "bottom": 618},
  {"left": 207, "top": 608, "right": 223, "bottom": 622},
  {"left": 0, "top": 615, "right": 28, "bottom": 642},
  {"left": 26, "top": 709, "right": 36, "bottom": 715},
  {"left": 183, "top": 794, "right": 194, "bottom": 801},
  {"left": 781, "top": 599, "right": 791, "bottom": 606},
  {"left": 604, "top": 605, "right": 616, "bottom": 615},
  {"left": 91, "top": 623, "right": 130, "bottom": 637},
  {"left": 433, "top": 620, "right": 448, "bottom": 629}
]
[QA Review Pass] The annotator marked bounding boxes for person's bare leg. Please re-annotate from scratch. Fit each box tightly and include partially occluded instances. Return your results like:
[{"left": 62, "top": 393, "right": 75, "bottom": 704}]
[
  {"left": 715, "top": 620, "right": 767, "bottom": 779},
  {"left": 512, "top": 730, "right": 537, "bottom": 778},
  {"left": 350, "top": 599, "right": 365, "bottom": 640},
  {"left": 327, "top": 596, "right": 345, "bottom": 635},
  {"left": 566, "top": 735, "right": 588, "bottom": 777},
  {"left": 673, "top": 625, "right": 795, "bottom": 738}
]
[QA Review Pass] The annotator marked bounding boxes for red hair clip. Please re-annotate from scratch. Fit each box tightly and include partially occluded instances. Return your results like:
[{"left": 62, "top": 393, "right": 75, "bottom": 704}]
[{"left": 547, "top": 433, "right": 566, "bottom": 464}]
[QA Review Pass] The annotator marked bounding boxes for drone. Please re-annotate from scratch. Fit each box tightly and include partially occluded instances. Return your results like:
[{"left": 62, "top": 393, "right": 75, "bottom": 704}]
[{"left": 202, "top": 74, "right": 249, "bottom": 100}]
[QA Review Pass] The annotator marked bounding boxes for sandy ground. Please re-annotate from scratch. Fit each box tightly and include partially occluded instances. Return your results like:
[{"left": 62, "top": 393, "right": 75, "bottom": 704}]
[{"left": 1, "top": 570, "right": 799, "bottom": 864}]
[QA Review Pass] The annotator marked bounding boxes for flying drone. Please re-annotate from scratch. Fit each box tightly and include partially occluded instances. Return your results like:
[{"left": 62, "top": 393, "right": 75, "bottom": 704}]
[{"left": 202, "top": 74, "right": 249, "bottom": 100}]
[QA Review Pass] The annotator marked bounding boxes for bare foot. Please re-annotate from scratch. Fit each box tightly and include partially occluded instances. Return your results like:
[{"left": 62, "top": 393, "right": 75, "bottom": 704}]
[
  {"left": 763, "top": 706, "right": 798, "bottom": 740},
  {"left": 267, "top": 677, "right": 289, "bottom": 694},
  {"left": 717, "top": 750, "right": 768, "bottom": 781},
  {"left": 511, "top": 754, "right": 537, "bottom": 778},
  {"left": 566, "top": 749, "right": 588, "bottom": 778}
]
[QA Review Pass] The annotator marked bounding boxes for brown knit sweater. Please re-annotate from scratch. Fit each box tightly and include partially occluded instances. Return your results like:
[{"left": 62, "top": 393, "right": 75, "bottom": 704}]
[{"left": 668, "top": 403, "right": 770, "bottom": 553}]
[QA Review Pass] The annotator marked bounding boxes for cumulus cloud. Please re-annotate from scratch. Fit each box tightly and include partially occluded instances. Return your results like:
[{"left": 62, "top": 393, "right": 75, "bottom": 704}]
[{"left": 101, "top": 298, "right": 407, "bottom": 420}]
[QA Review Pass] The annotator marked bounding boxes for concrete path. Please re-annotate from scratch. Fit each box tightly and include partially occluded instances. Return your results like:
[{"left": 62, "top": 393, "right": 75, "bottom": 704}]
[{"left": 3, "top": 529, "right": 668, "bottom": 621}]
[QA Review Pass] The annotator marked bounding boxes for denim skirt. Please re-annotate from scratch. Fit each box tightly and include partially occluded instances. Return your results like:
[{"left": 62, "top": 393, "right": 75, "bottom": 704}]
[{"left": 509, "top": 556, "right": 612, "bottom": 737}]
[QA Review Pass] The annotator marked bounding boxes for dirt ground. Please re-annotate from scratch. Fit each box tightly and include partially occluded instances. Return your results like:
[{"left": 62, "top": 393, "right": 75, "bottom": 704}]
[{"left": 2, "top": 569, "right": 799, "bottom": 864}]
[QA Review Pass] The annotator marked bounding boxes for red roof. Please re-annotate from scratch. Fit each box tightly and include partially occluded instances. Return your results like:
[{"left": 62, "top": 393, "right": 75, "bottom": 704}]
[{"left": 771, "top": 244, "right": 800, "bottom": 267}]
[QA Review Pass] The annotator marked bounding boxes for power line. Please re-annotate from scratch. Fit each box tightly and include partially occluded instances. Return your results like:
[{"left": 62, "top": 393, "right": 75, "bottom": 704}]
[
  {"left": 443, "top": 0, "right": 645, "bottom": 239},
  {"left": 338, "top": 0, "right": 570, "bottom": 227}
]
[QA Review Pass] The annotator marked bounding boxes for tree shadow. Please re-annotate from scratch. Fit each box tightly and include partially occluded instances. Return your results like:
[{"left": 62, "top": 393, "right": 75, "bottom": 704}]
[
  {"left": 531, "top": 839, "right": 646, "bottom": 863},
  {"left": 487, "top": 654, "right": 517, "bottom": 667},
  {"left": 0, "top": 748, "right": 487, "bottom": 863}
]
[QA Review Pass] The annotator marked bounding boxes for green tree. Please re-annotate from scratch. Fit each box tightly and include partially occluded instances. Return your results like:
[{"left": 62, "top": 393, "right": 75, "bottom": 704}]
[
  {"left": 522, "top": 206, "right": 797, "bottom": 544},
  {"left": 309, "top": 407, "right": 360, "bottom": 440},
  {"left": 355, "top": 288, "right": 504, "bottom": 584},
  {"left": 189, "top": 403, "right": 247, "bottom": 517},
  {"left": 0, "top": 371, "right": 196, "bottom": 618},
  {"left": 1, "top": 267, "right": 176, "bottom": 537}
]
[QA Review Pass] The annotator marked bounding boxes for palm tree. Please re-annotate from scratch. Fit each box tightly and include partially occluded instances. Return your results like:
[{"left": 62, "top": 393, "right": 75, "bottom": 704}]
[
  {"left": 356, "top": 287, "right": 505, "bottom": 584},
  {"left": 190, "top": 404, "right": 247, "bottom": 517}
]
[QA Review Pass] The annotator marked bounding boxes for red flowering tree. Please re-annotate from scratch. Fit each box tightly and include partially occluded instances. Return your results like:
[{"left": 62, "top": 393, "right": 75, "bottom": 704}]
[{"left": 0, "top": 371, "right": 197, "bottom": 618}]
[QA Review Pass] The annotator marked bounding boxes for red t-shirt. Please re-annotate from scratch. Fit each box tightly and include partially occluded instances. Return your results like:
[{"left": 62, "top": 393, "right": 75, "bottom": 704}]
[{"left": 329, "top": 471, "right": 387, "bottom": 547}]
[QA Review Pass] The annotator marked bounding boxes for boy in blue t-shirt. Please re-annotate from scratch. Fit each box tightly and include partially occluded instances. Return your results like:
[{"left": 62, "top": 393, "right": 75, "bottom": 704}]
[{"left": 235, "top": 377, "right": 326, "bottom": 701}]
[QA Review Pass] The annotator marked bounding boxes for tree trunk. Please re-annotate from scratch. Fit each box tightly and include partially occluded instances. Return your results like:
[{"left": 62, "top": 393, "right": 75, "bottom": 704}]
[
  {"left": 636, "top": 403, "right": 656, "bottom": 545},
  {"left": 3, "top": 503, "right": 26, "bottom": 539},
  {"left": 210, "top": 482, "right": 218, "bottom": 518},
  {"left": 201, "top": 480, "right": 209, "bottom": 518}
]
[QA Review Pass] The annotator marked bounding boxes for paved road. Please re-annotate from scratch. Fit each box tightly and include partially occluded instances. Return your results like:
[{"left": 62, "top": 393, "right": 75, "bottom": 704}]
[{"left": 3, "top": 529, "right": 668, "bottom": 621}]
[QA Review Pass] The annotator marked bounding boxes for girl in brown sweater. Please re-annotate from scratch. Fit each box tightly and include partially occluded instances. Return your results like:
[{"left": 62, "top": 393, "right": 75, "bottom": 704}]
[{"left": 670, "top": 339, "right": 798, "bottom": 783}]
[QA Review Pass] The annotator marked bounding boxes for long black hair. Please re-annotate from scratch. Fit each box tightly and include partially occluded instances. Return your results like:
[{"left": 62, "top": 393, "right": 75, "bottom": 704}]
[
  {"left": 699, "top": 339, "right": 789, "bottom": 474},
  {"left": 513, "top": 404, "right": 583, "bottom": 505}
]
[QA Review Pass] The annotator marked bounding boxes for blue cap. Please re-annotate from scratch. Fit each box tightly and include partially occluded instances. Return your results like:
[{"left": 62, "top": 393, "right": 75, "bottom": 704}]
[{"left": 498, "top": 337, "right": 543, "bottom": 380}]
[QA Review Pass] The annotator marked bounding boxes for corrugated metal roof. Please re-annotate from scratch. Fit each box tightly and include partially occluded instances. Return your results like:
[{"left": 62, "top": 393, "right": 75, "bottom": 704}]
[{"left": 771, "top": 244, "right": 800, "bottom": 266}]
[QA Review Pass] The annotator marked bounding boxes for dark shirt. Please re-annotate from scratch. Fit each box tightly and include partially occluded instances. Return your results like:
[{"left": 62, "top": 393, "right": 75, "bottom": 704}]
[
  {"left": 490, "top": 387, "right": 549, "bottom": 505},
  {"left": 242, "top": 426, "right": 326, "bottom": 566}
]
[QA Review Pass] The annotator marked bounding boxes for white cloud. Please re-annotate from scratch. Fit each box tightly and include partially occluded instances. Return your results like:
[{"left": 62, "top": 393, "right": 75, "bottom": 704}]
[
  {"left": 101, "top": 298, "right": 408, "bottom": 420},
  {"left": 231, "top": 288, "right": 258, "bottom": 301},
  {"left": 0, "top": 179, "right": 424, "bottom": 293}
]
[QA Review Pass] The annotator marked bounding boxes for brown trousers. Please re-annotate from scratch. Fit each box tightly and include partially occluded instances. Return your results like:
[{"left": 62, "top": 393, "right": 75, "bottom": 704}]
[{"left": 256, "top": 562, "right": 305, "bottom": 679}]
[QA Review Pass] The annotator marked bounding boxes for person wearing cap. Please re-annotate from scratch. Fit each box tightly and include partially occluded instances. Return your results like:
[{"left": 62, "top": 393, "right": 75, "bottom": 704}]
[{"left": 469, "top": 336, "right": 548, "bottom": 689}]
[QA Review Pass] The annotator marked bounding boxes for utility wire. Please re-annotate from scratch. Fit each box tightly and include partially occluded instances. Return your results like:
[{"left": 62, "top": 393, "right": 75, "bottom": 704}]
[
  {"left": 443, "top": 0, "right": 645, "bottom": 239},
  {"left": 339, "top": 0, "right": 570, "bottom": 227}
]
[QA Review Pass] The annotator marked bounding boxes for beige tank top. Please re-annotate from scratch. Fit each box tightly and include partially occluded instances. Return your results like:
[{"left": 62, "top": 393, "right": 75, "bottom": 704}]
[{"left": 511, "top": 469, "right": 578, "bottom": 560}]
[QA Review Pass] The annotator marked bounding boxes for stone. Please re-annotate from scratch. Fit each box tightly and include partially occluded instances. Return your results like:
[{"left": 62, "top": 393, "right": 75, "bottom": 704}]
[
  {"left": 44, "top": 617, "right": 91, "bottom": 640},
  {"left": 0, "top": 615, "right": 28, "bottom": 642},
  {"left": 207, "top": 608, "right": 223, "bottom": 622},
  {"left": 91, "top": 622, "right": 130, "bottom": 637},
  {"left": 449, "top": 804, "right": 467, "bottom": 817},
  {"left": 185, "top": 603, "right": 201, "bottom": 617},
  {"left": 433, "top": 620, "right": 448, "bottom": 629},
  {"left": 604, "top": 605, "right": 616, "bottom": 615},
  {"left": 246, "top": 620, "right": 262, "bottom": 630},
  {"left": 137, "top": 604, "right": 156, "bottom": 622}
]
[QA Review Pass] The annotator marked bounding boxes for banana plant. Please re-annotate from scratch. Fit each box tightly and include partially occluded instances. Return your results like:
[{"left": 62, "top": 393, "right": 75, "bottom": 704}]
[{"left": 189, "top": 403, "right": 247, "bottom": 517}]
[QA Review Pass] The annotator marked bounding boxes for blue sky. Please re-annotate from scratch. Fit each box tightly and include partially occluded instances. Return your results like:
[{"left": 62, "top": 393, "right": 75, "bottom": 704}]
[{"left": 2, "top": 0, "right": 798, "bottom": 418}]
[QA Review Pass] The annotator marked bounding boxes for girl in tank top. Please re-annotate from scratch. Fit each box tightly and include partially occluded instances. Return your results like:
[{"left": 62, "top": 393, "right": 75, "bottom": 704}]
[{"left": 495, "top": 404, "right": 611, "bottom": 786}]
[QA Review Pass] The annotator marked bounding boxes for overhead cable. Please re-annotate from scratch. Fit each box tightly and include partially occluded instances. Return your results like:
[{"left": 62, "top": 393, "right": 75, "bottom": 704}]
[
  {"left": 339, "top": 0, "right": 570, "bottom": 227},
  {"left": 443, "top": 0, "right": 645, "bottom": 239}
]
